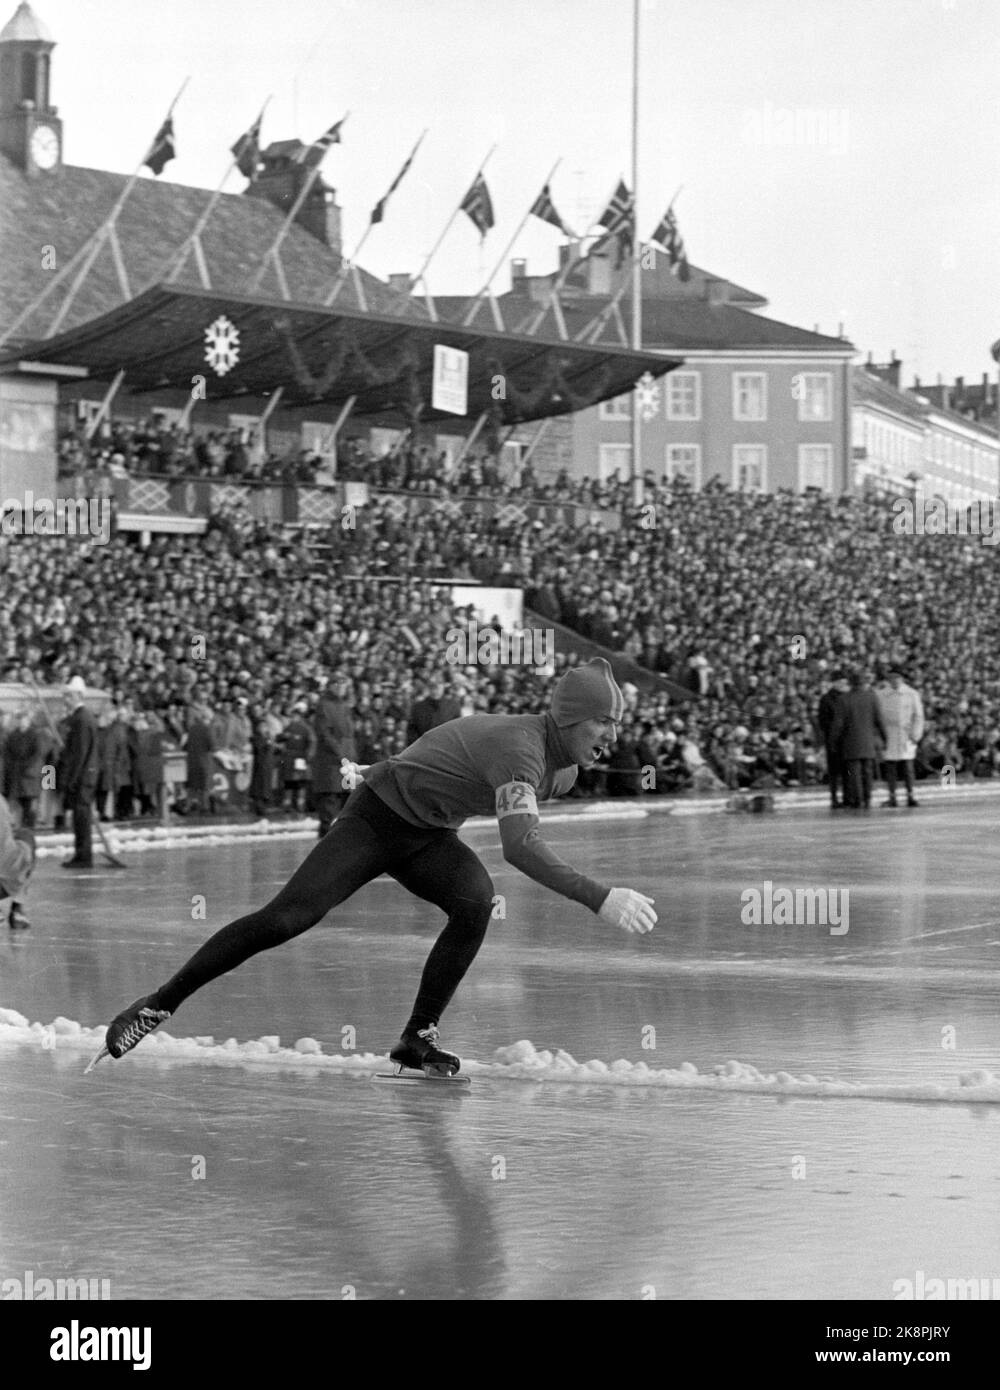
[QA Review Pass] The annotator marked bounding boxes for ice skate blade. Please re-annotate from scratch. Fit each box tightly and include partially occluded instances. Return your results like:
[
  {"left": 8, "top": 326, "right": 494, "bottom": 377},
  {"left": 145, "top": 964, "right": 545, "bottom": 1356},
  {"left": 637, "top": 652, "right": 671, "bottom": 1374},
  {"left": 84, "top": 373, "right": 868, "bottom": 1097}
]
[
  {"left": 374, "top": 1067, "right": 470, "bottom": 1087},
  {"left": 84, "top": 1045, "right": 110, "bottom": 1074}
]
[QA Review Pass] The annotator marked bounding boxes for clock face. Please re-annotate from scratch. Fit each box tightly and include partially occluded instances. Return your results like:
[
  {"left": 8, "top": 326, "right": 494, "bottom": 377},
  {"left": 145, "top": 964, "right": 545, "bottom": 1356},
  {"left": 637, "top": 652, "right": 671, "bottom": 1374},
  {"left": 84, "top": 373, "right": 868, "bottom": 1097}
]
[{"left": 30, "top": 124, "right": 59, "bottom": 170}]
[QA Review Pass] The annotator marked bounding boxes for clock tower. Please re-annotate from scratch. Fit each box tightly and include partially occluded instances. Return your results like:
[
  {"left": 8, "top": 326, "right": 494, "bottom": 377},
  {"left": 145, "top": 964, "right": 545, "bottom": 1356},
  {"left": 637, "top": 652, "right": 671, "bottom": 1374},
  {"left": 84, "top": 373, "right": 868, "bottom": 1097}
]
[{"left": 0, "top": 2, "right": 62, "bottom": 176}]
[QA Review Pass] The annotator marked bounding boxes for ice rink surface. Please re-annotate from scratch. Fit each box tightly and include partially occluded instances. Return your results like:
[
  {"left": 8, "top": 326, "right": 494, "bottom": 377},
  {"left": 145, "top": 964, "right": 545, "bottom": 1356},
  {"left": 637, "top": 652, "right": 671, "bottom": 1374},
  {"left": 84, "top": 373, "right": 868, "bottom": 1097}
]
[{"left": 3, "top": 795, "right": 1000, "bottom": 1301}]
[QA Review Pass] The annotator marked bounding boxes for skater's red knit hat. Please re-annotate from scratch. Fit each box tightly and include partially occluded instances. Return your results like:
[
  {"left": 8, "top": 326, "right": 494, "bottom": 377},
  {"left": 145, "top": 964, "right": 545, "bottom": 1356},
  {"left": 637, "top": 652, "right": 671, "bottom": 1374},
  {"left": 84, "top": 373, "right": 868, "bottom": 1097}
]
[{"left": 550, "top": 658, "right": 626, "bottom": 728}]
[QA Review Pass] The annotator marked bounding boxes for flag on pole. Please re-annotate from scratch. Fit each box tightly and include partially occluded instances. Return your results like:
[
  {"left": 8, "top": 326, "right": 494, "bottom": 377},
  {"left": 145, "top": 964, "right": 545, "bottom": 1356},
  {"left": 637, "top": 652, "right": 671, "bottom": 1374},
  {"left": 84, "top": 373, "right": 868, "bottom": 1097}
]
[
  {"left": 991, "top": 338, "right": 1000, "bottom": 364},
  {"left": 371, "top": 134, "right": 423, "bottom": 225},
  {"left": 460, "top": 172, "right": 495, "bottom": 240},
  {"left": 650, "top": 205, "right": 691, "bottom": 282},
  {"left": 297, "top": 117, "right": 345, "bottom": 168},
  {"left": 530, "top": 183, "right": 574, "bottom": 236},
  {"left": 144, "top": 116, "right": 176, "bottom": 176},
  {"left": 590, "top": 179, "right": 634, "bottom": 269},
  {"left": 231, "top": 110, "right": 264, "bottom": 182}
]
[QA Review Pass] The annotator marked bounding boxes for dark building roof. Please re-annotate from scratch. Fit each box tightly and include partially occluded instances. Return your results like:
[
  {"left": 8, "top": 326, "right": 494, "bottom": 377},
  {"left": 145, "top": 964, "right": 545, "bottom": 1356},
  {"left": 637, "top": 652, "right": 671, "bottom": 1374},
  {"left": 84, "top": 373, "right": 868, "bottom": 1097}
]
[
  {"left": 853, "top": 366, "right": 928, "bottom": 423},
  {"left": 436, "top": 290, "right": 852, "bottom": 354},
  {"left": 0, "top": 152, "right": 405, "bottom": 347}
]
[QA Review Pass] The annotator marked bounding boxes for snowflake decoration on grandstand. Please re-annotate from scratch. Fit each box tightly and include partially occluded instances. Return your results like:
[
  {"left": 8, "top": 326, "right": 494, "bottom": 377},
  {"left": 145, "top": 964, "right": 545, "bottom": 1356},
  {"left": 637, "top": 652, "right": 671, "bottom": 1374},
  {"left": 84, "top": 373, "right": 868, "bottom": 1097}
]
[
  {"left": 204, "top": 316, "right": 241, "bottom": 377},
  {"left": 635, "top": 372, "right": 660, "bottom": 422}
]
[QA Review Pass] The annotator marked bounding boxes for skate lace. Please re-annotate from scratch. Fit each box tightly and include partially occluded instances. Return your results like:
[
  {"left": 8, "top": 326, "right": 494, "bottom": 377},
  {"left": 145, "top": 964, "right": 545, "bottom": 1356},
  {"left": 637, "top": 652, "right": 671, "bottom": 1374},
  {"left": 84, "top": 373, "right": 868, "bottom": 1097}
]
[
  {"left": 117, "top": 1007, "right": 168, "bottom": 1052},
  {"left": 416, "top": 1025, "right": 441, "bottom": 1046}
]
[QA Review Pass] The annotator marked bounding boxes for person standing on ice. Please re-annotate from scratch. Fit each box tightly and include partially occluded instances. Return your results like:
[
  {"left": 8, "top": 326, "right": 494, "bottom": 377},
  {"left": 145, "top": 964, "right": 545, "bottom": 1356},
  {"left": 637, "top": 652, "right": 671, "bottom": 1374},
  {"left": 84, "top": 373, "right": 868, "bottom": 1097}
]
[
  {"left": 0, "top": 791, "right": 34, "bottom": 931},
  {"left": 94, "top": 659, "right": 657, "bottom": 1076}
]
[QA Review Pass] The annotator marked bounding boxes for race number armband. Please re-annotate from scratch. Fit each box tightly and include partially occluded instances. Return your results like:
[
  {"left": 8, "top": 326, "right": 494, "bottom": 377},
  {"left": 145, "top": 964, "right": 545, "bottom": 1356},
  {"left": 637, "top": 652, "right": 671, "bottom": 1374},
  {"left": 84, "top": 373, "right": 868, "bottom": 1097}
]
[{"left": 495, "top": 780, "right": 539, "bottom": 820}]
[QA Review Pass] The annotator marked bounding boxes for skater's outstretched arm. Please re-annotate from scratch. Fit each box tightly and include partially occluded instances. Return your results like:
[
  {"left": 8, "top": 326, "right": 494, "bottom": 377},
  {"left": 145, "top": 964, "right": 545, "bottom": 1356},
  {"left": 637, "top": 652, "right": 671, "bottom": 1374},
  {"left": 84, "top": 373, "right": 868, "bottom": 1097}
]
[{"left": 494, "top": 780, "right": 656, "bottom": 933}]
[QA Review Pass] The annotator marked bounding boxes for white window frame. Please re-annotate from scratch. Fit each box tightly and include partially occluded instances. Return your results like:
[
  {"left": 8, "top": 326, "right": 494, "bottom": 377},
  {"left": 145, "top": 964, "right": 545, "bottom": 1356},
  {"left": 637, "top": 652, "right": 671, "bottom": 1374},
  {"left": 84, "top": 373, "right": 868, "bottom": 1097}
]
[
  {"left": 798, "top": 444, "right": 834, "bottom": 492},
  {"left": 598, "top": 443, "right": 633, "bottom": 481},
  {"left": 599, "top": 393, "right": 632, "bottom": 421},
  {"left": 732, "top": 372, "right": 767, "bottom": 422},
  {"left": 665, "top": 443, "right": 702, "bottom": 487},
  {"left": 732, "top": 444, "right": 767, "bottom": 492},
  {"left": 796, "top": 372, "right": 833, "bottom": 422},
  {"left": 665, "top": 371, "right": 701, "bottom": 421}
]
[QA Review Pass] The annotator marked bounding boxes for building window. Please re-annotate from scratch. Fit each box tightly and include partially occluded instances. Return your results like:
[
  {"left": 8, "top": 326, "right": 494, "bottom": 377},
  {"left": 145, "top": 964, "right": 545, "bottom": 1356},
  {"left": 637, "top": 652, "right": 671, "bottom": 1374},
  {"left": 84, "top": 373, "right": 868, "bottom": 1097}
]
[
  {"left": 733, "top": 445, "right": 767, "bottom": 492},
  {"left": 796, "top": 372, "right": 833, "bottom": 421},
  {"left": 666, "top": 444, "right": 701, "bottom": 486},
  {"left": 798, "top": 444, "right": 833, "bottom": 492},
  {"left": 733, "top": 372, "right": 767, "bottom": 421},
  {"left": 599, "top": 393, "right": 632, "bottom": 421},
  {"left": 666, "top": 372, "right": 701, "bottom": 420},
  {"left": 599, "top": 443, "right": 632, "bottom": 482}
]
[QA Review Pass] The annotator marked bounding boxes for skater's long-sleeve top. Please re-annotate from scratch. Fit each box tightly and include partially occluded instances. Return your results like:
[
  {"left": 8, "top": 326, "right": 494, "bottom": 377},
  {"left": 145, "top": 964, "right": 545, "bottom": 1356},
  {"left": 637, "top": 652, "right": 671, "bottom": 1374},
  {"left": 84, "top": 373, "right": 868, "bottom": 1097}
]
[{"left": 365, "top": 713, "right": 610, "bottom": 912}]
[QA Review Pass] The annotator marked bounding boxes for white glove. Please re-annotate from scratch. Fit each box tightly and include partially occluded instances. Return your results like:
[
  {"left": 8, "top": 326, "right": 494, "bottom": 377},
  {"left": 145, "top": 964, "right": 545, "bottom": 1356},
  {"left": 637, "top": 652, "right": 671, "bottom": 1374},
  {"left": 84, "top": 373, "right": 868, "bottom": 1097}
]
[
  {"left": 339, "top": 758, "right": 366, "bottom": 790},
  {"left": 599, "top": 887, "right": 657, "bottom": 934}
]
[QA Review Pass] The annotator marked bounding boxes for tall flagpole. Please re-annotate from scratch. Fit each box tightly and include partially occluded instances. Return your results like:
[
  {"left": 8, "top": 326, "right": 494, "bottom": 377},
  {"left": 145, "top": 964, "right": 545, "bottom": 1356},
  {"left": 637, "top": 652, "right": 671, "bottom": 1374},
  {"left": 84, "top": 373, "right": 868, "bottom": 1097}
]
[
  {"left": 389, "top": 144, "right": 496, "bottom": 319},
  {"left": 324, "top": 129, "right": 428, "bottom": 308},
  {"left": 630, "top": 0, "right": 643, "bottom": 508},
  {"left": 249, "top": 112, "right": 349, "bottom": 295},
  {"left": 162, "top": 96, "right": 273, "bottom": 289},
  {"left": 461, "top": 159, "right": 562, "bottom": 328}
]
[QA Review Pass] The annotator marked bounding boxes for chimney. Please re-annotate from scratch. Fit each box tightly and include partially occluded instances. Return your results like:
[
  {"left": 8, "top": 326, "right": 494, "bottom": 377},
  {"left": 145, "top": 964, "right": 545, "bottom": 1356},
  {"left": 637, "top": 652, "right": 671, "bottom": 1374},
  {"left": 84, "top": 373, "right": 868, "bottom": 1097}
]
[
  {"left": 886, "top": 356, "right": 901, "bottom": 389},
  {"left": 388, "top": 273, "right": 413, "bottom": 294},
  {"left": 245, "top": 140, "right": 343, "bottom": 253},
  {"left": 510, "top": 258, "right": 527, "bottom": 289}
]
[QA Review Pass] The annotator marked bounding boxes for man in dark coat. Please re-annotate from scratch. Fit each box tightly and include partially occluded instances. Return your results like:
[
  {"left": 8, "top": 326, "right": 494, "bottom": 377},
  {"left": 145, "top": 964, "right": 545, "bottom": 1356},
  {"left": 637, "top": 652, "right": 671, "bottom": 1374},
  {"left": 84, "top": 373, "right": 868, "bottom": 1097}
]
[
  {"left": 59, "top": 677, "right": 100, "bottom": 866},
  {"left": 406, "top": 676, "right": 462, "bottom": 746},
  {"left": 312, "top": 676, "right": 357, "bottom": 838},
  {"left": 3, "top": 710, "right": 45, "bottom": 828},
  {"left": 816, "top": 671, "right": 849, "bottom": 809},
  {"left": 830, "top": 669, "right": 888, "bottom": 810}
]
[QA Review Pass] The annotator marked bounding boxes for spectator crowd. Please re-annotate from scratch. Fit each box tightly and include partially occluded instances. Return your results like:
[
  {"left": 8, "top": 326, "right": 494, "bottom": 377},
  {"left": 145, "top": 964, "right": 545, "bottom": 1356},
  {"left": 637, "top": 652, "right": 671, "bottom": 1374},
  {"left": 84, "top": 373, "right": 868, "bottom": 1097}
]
[{"left": 4, "top": 472, "right": 1000, "bottom": 825}]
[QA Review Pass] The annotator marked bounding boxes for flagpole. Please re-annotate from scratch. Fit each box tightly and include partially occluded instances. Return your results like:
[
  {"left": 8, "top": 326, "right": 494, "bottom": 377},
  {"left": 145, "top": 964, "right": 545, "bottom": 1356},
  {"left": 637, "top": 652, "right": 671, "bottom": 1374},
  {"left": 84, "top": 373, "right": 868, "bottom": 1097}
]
[
  {"left": 630, "top": 0, "right": 643, "bottom": 508},
  {"left": 163, "top": 96, "right": 273, "bottom": 288},
  {"left": 461, "top": 159, "right": 562, "bottom": 329},
  {"left": 390, "top": 144, "right": 497, "bottom": 319},
  {"left": 3, "top": 77, "right": 191, "bottom": 346},
  {"left": 325, "top": 129, "right": 428, "bottom": 308},
  {"left": 249, "top": 111, "right": 349, "bottom": 295}
]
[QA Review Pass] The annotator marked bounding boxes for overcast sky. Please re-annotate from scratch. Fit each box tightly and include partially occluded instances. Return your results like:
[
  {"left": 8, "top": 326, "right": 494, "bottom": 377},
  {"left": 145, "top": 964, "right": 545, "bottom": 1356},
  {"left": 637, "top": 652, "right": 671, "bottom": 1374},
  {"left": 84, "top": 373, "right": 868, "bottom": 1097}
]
[{"left": 28, "top": 0, "right": 1000, "bottom": 384}]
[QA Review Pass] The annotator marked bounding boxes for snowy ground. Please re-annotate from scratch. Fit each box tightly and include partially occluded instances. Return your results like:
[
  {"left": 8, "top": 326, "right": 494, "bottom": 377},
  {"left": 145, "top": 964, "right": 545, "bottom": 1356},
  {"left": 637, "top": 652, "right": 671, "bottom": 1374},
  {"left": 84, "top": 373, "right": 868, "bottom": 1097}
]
[{"left": 3, "top": 790, "right": 1000, "bottom": 1300}]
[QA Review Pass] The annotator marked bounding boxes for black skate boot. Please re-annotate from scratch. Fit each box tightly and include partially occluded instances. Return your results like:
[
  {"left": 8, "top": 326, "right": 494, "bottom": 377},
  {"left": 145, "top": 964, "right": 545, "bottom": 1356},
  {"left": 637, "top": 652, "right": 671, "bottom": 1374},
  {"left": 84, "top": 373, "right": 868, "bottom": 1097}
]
[
  {"left": 390, "top": 1025, "right": 461, "bottom": 1077},
  {"left": 85, "top": 994, "right": 171, "bottom": 1072}
]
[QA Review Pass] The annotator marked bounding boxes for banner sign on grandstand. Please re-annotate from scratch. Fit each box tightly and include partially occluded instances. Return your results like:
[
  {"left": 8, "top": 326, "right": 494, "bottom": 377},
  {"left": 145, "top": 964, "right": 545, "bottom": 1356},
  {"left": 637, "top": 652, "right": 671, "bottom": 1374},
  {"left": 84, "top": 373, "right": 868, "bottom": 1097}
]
[
  {"left": 450, "top": 585, "right": 523, "bottom": 629},
  {"left": 432, "top": 345, "right": 469, "bottom": 417}
]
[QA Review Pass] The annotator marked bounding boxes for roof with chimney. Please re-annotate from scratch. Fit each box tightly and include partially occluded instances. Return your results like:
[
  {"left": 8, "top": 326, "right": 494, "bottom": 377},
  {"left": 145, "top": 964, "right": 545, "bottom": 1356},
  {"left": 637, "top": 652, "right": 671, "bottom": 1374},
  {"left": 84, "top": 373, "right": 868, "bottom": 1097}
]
[
  {"left": 435, "top": 289, "right": 852, "bottom": 354},
  {"left": 0, "top": 152, "right": 410, "bottom": 347},
  {"left": 853, "top": 365, "right": 928, "bottom": 423}
]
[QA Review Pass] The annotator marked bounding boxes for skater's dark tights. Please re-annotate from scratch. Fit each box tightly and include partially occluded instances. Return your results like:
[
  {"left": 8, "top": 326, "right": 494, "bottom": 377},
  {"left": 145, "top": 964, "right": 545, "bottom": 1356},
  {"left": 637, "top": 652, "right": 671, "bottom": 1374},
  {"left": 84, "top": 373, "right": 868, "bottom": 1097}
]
[{"left": 153, "top": 786, "right": 495, "bottom": 1031}]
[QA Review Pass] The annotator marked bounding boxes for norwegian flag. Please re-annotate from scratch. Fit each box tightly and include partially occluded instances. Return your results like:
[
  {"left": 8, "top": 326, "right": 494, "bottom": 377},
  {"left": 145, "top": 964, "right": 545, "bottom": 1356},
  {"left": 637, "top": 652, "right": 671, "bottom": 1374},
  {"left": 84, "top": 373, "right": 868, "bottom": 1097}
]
[
  {"left": 231, "top": 109, "right": 265, "bottom": 183},
  {"left": 460, "top": 172, "right": 495, "bottom": 240},
  {"left": 650, "top": 205, "right": 691, "bottom": 282},
  {"left": 144, "top": 116, "right": 176, "bottom": 176},
  {"left": 591, "top": 179, "right": 634, "bottom": 269},
  {"left": 530, "top": 183, "right": 574, "bottom": 237},
  {"left": 297, "top": 117, "right": 346, "bottom": 168},
  {"left": 371, "top": 133, "right": 424, "bottom": 225}
]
